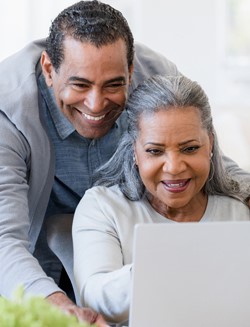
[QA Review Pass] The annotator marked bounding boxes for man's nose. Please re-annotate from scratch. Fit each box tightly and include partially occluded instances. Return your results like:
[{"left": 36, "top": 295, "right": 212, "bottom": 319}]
[{"left": 84, "top": 89, "right": 107, "bottom": 113}]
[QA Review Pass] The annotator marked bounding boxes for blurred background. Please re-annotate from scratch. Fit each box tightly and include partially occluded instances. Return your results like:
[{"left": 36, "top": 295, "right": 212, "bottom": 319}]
[{"left": 0, "top": 0, "right": 249, "bottom": 170}]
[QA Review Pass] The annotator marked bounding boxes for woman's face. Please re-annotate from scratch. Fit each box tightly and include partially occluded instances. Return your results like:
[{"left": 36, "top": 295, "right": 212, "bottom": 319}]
[{"left": 134, "top": 106, "right": 213, "bottom": 219}]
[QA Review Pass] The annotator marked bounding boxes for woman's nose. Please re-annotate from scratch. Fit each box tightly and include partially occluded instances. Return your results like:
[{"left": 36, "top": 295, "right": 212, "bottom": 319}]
[{"left": 162, "top": 153, "right": 186, "bottom": 175}]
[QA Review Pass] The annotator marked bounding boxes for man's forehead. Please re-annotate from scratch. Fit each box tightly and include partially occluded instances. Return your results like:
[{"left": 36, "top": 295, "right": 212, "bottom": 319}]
[
  {"left": 63, "top": 37, "right": 128, "bottom": 55},
  {"left": 60, "top": 38, "right": 130, "bottom": 77}
]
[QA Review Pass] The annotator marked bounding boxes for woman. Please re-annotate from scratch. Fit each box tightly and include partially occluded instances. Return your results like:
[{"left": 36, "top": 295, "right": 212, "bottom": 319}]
[{"left": 72, "top": 75, "right": 250, "bottom": 325}]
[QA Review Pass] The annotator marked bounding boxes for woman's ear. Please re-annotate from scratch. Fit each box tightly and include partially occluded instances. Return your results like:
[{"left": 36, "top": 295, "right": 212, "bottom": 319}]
[
  {"left": 134, "top": 149, "right": 138, "bottom": 166},
  {"left": 209, "top": 132, "right": 214, "bottom": 154},
  {"left": 40, "top": 51, "right": 53, "bottom": 87}
]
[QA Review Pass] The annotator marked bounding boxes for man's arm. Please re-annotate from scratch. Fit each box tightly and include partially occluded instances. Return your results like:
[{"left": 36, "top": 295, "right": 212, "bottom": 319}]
[
  {"left": 0, "top": 116, "right": 107, "bottom": 326},
  {"left": 222, "top": 154, "right": 250, "bottom": 206},
  {"left": 222, "top": 154, "right": 250, "bottom": 182},
  {"left": 0, "top": 114, "right": 59, "bottom": 296}
]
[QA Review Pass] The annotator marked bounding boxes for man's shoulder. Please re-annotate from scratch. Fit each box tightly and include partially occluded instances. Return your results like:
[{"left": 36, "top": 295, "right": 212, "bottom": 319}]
[
  {"left": 134, "top": 42, "right": 176, "bottom": 67},
  {"left": 0, "top": 39, "right": 46, "bottom": 115},
  {"left": 131, "top": 42, "right": 181, "bottom": 91},
  {"left": 211, "top": 194, "right": 250, "bottom": 220},
  {"left": 0, "top": 38, "right": 46, "bottom": 92}
]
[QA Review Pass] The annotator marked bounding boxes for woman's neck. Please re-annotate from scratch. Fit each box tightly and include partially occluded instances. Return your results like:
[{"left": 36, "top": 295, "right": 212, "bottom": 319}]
[{"left": 147, "top": 192, "right": 208, "bottom": 223}]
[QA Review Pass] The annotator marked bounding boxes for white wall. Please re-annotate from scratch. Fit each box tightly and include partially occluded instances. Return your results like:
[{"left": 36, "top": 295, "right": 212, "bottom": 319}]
[
  {"left": 0, "top": 0, "right": 249, "bottom": 170},
  {"left": 129, "top": 0, "right": 250, "bottom": 171},
  {"left": 132, "top": 0, "right": 218, "bottom": 103}
]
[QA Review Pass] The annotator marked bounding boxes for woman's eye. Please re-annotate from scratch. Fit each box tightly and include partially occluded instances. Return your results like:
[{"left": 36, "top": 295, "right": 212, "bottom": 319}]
[
  {"left": 182, "top": 146, "right": 200, "bottom": 154},
  {"left": 145, "top": 148, "right": 162, "bottom": 155}
]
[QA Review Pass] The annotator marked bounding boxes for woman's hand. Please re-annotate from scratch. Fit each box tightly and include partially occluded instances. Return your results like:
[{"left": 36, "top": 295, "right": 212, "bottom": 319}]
[{"left": 47, "top": 292, "right": 109, "bottom": 326}]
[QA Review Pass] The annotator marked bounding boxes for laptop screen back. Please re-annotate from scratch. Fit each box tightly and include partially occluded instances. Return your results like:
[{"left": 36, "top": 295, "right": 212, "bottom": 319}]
[{"left": 129, "top": 222, "right": 250, "bottom": 327}]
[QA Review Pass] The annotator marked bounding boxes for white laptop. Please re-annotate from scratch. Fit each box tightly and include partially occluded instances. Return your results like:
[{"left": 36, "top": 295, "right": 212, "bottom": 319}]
[{"left": 129, "top": 221, "right": 250, "bottom": 327}]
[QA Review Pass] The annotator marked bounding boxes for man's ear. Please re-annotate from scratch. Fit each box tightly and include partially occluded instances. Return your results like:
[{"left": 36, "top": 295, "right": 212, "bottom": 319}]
[{"left": 40, "top": 51, "right": 53, "bottom": 87}]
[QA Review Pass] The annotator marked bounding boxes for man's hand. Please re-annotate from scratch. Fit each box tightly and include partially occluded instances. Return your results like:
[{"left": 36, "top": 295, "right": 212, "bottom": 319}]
[{"left": 47, "top": 292, "right": 108, "bottom": 326}]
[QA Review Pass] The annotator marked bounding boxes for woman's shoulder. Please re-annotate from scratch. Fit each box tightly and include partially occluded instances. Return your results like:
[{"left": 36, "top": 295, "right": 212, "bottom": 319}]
[
  {"left": 81, "top": 185, "right": 152, "bottom": 220},
  {"left": 80, "top": 185, "right": 133, "bottom": 212},
  {"left": 84, "top": 184, "right": 124, "bottom": 199}
]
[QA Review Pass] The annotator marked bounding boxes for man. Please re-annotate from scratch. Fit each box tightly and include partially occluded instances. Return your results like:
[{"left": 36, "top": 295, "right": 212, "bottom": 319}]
[
  {"left": 0, "top": 0, "right": 180, "bottom": 324},
  {"left": 0, "top": 0, "right": 249, "bottom": 325}
]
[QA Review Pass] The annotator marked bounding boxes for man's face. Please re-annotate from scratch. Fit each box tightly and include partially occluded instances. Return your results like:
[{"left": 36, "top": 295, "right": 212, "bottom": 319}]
[{"left": 41, "top": 38, "right": 133, "bottom": 139}]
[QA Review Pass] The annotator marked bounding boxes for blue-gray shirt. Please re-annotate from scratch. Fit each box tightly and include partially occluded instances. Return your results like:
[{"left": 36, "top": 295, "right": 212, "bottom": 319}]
[{"left": 38, "top": 73, "right": 128, "bottom": 217}]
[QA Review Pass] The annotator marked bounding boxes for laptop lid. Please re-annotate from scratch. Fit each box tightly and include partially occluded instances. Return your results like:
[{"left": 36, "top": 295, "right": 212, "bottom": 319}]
[{"left": 129, "top": 221, "right": 250, "bottom": 327}]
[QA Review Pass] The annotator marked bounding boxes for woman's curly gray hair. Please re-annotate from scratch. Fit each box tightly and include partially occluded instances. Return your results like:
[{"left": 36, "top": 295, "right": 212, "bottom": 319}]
[{"left": 94, "top": 75, "right": 249, "bottom": 203}]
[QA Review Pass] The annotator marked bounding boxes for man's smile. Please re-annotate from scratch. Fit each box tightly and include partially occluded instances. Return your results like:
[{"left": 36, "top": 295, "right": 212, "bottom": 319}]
[{"left": 82, "top": 113, "right": 106, "bottom": 121}]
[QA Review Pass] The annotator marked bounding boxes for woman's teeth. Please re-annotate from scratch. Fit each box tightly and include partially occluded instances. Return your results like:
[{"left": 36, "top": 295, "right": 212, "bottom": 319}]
[{"left": 165, "top": 181, "right": 188, "bottom": 188}]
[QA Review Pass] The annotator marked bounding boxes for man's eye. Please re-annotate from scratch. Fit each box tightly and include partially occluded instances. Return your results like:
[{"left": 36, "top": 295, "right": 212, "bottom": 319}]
[
  {"left": 68, "top": 82, "right": 89, "bottom": 90},
  {"left": 73, "top": 83, "right": 88, "bottom": 89},
  {"left": 181, "top": 146, "right": 200, "bottom": 154},
  {"left": 106, "top": 83, "right": 126, "bottom": 90}
]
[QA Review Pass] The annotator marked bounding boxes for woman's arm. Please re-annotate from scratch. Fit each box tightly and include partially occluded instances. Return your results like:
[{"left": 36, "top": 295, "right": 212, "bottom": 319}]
[{"left": 73, "top": 187, "right": 132, "bottom": 324}]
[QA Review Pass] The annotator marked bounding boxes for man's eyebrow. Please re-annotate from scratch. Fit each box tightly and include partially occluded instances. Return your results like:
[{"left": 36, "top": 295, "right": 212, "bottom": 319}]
[
  {"left": 104, "top": 77, "right": 126, "bottom": 84},
  {"left": 68, "top": 76, "right": 92, "bottom": 83},
  {"left": 67, "top": 76, "right": 126, "bottom": 84}
]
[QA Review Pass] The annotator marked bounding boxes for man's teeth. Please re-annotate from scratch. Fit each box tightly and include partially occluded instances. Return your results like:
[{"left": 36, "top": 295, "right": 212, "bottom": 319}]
[{"left": 83, "top": 113, "right": 106, "bottom": 121}]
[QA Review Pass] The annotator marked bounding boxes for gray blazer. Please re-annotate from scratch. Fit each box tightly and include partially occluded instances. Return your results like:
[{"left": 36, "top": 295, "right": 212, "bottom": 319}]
[{"left": 0, "top": 39, "right": 181, "bottom": 298}]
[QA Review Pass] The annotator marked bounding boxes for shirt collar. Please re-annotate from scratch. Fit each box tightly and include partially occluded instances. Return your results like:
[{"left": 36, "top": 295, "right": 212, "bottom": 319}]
[{"left": 38, "top": 73, "right": 75, "bottom": 140}]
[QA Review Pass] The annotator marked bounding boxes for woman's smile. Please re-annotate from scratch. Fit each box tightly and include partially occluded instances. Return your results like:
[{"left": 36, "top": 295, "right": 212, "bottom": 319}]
[{"left": 161, "top": 178, "right": 191, "bottom": 193}]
